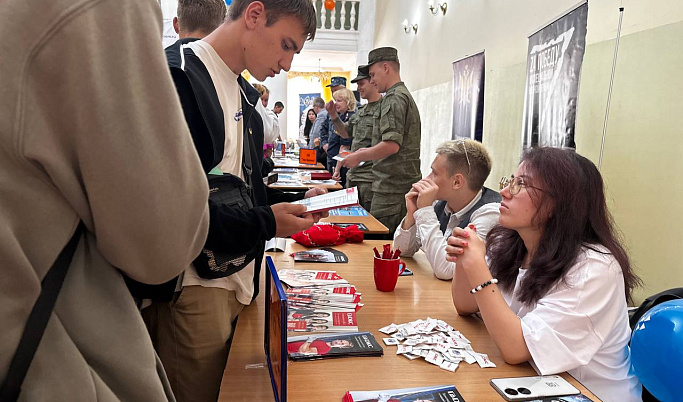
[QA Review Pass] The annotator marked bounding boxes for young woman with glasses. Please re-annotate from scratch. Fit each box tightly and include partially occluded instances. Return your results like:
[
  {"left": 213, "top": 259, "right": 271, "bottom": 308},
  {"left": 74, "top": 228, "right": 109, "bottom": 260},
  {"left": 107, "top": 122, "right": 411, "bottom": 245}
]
[{"left": 446, "top": 147, "right": 641, "bottom": 402}]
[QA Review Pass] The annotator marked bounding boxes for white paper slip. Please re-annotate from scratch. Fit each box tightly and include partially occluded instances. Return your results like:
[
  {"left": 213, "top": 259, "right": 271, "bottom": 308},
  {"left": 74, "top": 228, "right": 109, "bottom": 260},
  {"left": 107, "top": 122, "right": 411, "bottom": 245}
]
[
  {"left": 402, "top": 353, "right": 421, "bottom": 360},
  {"left": 404, "top": 338, "right": 420, "bottom": 346},
  {"left": 435, "top": 343, "right": 450, "bottom": 354},
  {"left": 473, "top": 352, "right": 496, "bottom": 368},
  {"left": 383, "top": 338, "right": 400, "bottom": 346},
  {"left": 379, "top": 323, "right": 398, "bottom": 334},
  {"left": 439, "top": 360, "right": 459, "bottom": 372},
  {"left": 425, "top": 351, "right": 444, "bottom": 366},
  {"left": 292, "top": 187, "right": 358, "bottom": 213},
  {"left": 460, "top": 350, "right": 477, "bottom": 365},
  {"left": 396, "top": 345, "right": 413, "bottom": 354}
]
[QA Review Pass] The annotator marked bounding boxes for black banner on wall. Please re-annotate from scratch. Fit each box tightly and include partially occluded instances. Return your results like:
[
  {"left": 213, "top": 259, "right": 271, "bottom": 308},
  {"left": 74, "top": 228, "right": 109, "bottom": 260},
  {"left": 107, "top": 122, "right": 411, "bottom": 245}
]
[
  {"left": 521, "top": 2, "right": 588, "bottom": 150},
  {"left": 452, "top": 52, "right": 485, "bottom": 141}
]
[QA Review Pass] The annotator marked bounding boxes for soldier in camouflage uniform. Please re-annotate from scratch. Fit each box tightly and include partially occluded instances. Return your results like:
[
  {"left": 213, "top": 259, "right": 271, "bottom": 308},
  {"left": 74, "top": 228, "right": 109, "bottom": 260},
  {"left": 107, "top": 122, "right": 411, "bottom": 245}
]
[
  {"left": 328, "top": 64, "right": 382, "bottom": 211},
  {"left": 338, "top": 47, "right": 421, "bottom": 235}
]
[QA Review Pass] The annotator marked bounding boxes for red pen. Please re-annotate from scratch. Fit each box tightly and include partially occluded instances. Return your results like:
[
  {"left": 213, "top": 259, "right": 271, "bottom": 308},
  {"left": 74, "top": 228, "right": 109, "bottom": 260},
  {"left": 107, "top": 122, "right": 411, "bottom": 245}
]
[{"left": 373, "top": 247, "right": 381, "bottom": 258}]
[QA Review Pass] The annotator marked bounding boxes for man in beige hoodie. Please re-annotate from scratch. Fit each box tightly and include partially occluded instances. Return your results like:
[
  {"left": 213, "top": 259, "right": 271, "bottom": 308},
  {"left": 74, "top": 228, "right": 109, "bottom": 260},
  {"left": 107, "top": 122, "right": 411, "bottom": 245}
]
[{"left": 0, "top": 0, "right": 210, "bottom": 401}]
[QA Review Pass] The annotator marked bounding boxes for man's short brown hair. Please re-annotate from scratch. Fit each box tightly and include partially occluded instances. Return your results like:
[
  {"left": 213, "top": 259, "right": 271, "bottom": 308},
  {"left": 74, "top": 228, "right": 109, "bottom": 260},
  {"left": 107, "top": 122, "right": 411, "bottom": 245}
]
[
  {"left": 177, "top": 0, "right": 227, "bottom": 35},
  {"left": 436, "top": 139, "right": 492, "bottom": 191},
  {"left": 228, "top": 0, "right": 317, "bottom": 41}
]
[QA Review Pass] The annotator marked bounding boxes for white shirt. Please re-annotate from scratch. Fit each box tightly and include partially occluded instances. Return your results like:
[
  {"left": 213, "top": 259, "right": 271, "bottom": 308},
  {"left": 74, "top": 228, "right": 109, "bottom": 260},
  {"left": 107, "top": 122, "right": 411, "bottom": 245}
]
[
  {"left": 181, "top": 40, "right": 255, "bottom": 305},
  {"left": 501, "top": 246, "right": 642, "bottom": 402},
  {"left": 257, "top": 100, "right": 281, "bottom": 144},
  {"left": 393, "top": 190, "right": 500, "bottom": 280}
]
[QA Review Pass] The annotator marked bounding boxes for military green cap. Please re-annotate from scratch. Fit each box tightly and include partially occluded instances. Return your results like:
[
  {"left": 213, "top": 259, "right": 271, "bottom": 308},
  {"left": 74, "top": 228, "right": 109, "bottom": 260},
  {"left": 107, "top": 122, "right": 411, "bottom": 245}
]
[
  {"left": 367, "top": 47, "right": 399, "bottom": 66},
  {"left": 351, "top": 64, "right": 370, "bottom": 83}
]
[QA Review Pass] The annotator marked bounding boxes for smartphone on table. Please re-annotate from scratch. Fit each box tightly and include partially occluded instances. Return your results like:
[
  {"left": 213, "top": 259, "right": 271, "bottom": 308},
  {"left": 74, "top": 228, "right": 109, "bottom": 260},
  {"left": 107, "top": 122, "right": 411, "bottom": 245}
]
[{"left": 490, "top": 375, "right": 580, "bottom": 401}]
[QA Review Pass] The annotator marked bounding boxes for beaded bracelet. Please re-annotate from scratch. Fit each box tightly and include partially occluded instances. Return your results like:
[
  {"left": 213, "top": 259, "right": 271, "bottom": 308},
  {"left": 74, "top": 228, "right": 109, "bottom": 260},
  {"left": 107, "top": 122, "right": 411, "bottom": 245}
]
[{"left": 470, "top": 278, "right": 498, "bottom": 294}]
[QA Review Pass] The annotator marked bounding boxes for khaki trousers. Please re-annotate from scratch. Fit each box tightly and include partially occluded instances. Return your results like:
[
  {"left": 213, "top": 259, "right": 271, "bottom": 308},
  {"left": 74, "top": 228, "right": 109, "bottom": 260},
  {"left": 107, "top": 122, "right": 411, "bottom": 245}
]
[
  {"left": 143, "top": 286, "right": 245, "bottom": 402},
  {"left": 346, "top": 178, "right": 373, "bottom": 212},
  {"left": 369, "top": 192, "right": 407, "bottom": 237}
]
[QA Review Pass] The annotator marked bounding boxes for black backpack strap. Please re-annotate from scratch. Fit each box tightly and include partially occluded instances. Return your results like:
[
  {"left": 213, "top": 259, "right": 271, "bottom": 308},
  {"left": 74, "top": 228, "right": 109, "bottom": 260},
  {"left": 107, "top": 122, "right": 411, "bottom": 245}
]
[
  {"left": 0, "top": 222, "right": 84, "bottom": 402},
  {"left": 629, "top": 287, "right": 683, "bottom": 330}
]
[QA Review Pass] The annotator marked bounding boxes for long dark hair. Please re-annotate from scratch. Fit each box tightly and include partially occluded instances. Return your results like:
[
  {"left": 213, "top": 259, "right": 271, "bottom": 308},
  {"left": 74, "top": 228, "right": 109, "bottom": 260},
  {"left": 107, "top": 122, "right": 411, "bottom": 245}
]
[
  {"left": 303, "top": 109, "right": 316, "bottom": 140},
  {"left": 487, "top": 147, "right": 640, "bottom": 306}
]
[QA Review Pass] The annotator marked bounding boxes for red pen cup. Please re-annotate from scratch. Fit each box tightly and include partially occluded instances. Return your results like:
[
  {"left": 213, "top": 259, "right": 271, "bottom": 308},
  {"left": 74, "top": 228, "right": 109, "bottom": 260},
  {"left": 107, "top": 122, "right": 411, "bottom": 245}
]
[{"left": 373, "top": 257, "right": 406, "bottom": 292}]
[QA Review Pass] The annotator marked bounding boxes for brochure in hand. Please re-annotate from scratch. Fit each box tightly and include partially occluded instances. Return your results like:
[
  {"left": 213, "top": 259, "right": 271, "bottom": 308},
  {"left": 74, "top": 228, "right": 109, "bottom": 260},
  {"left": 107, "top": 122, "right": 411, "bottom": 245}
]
[
  {"left": 287, "top": 308, "right": 358, "bottom": 333},
  {"left": 343, "top": 385, "right": 466, "bottom": 402},
  {"left": 292, "top": 248, "right": 348, "bottom": 263},
  {"left": 278, "top": 269, "right": 349, "bottom": 288},
  {"left": 292, "top": 187, "right": 358, "bottom": 213},
  {"left": 287, "top": 331, "right": 383, "bottom": 361}
]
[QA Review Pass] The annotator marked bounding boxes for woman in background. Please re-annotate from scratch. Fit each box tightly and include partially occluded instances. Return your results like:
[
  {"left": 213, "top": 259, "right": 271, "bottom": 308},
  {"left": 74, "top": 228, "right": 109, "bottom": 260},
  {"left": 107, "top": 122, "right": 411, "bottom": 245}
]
[
  {"left": 446, "top": 147, "right": 641, "bottom": 402},
  {"left": 322, "top": 88, "right": 356, "bottom": 186},
  {"left": 303, "top": 108, "right": 316, "bottom": 145}
]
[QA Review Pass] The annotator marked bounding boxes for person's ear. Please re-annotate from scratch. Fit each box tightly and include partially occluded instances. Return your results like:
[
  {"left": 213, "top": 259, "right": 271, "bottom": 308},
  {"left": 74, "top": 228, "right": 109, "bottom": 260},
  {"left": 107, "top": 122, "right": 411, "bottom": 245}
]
[
  {"left": 243, "top": 1, "right": 265, "bottom": 30},
  {"left": 173, "top": 17, "right": 179, "bottom": 34},
  {"left": 452, "top": 173, "right": 465, "bottom": 190}
]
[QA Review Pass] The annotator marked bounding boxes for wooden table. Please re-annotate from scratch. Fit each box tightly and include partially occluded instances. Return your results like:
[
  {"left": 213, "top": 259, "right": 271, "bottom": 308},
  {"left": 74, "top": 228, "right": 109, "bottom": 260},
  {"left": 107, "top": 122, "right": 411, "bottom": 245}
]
[
  {"left": 321, "top": 209, "right": 390, "bottom": 235},
  {"left": 219, "top": 240, "right": 597, "bottom": 402},
  {"left": 273, "top": 158, "right": 326, "bottom": 170}
]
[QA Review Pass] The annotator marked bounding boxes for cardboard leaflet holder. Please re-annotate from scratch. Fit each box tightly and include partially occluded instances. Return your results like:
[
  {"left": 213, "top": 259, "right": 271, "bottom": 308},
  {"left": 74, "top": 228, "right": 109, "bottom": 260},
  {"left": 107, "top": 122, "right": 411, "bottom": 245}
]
[{"left": 299, "top": 148, "right": 317, "bottom": 165}]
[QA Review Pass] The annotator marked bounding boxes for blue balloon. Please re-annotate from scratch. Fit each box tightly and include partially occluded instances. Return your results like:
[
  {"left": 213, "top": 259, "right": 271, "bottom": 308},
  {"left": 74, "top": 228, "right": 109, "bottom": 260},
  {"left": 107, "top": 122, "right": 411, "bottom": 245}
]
[
  {"left": 225, "top": 0, "right": 232, "bottom": 5},
  {"left": 630, "top": 299, "right": 683, "bottom": 402}
]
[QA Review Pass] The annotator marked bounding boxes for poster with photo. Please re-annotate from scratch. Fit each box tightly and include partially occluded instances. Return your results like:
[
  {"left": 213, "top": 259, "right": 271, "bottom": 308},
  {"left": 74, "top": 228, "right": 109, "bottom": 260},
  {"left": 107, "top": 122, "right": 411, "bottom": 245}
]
[{"left": 521, "top": 2, "right": 588, "bottom": 150}]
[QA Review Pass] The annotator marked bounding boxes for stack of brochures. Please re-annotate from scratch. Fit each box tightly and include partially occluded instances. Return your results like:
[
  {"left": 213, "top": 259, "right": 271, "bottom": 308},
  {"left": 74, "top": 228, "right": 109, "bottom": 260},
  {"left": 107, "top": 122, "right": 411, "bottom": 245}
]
[
  {"left": 343, "top": 385, "right": 466, "bottom": 402},
  {"left": 287, "top": 332, "right": 383, "bottom": 361},
  {"left": 278, "top": 270, "right": 362, "bottom": 333}
]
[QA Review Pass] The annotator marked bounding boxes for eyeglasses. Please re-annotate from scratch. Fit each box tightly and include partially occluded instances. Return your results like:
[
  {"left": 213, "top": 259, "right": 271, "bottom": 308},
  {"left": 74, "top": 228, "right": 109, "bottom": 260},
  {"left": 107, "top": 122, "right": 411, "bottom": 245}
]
[
  {"left": 499, "top": 175, "right": 540, "bottom": 195},
  {"left": 454, "top": 139, "right": 471, "bottom": 174}
]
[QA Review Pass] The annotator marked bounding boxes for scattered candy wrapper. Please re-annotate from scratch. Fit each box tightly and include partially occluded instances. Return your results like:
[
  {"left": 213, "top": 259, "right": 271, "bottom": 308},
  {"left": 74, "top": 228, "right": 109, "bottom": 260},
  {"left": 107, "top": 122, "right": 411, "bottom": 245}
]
[{"left": 379, "top": 317, "right": 496, "bottom": 373}]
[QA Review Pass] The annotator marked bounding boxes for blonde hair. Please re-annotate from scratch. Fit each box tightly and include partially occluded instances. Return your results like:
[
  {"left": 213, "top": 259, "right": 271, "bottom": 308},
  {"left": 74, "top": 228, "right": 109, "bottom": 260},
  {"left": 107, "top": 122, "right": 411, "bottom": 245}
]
[
  {"left": 332, "top": 88, "right": 357, "bottom": 111},
  {"left": 435, "top": 139, "right": 492, "bottom": 191},
  {"left": 252, "top": 83, "right": 269, "bottom": 97}
]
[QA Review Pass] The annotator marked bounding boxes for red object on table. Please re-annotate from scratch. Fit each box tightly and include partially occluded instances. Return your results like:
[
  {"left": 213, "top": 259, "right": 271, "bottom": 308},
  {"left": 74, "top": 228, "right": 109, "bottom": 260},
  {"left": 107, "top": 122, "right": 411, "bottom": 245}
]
[{"left": 292, "top": 224, "right": 363, "bottom": 247}]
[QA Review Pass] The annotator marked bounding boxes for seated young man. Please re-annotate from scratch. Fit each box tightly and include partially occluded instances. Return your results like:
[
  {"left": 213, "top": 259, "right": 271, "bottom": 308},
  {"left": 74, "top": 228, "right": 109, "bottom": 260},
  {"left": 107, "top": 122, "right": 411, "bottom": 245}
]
[{"left": 393, "top": 139, "right": 501, "bottom": 280}]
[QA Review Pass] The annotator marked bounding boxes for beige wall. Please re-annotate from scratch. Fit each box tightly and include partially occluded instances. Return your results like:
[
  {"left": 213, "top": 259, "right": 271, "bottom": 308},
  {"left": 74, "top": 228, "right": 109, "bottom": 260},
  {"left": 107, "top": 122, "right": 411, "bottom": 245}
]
[{"left": 373, "top": 0, "right": 683, "bottom": 304}]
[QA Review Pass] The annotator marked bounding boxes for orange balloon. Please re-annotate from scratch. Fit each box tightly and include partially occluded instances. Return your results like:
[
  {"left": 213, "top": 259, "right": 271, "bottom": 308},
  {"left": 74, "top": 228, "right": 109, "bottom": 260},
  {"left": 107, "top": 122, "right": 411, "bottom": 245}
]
[{"left": 324, "top": 0, "right": 335, "bottom": 11}]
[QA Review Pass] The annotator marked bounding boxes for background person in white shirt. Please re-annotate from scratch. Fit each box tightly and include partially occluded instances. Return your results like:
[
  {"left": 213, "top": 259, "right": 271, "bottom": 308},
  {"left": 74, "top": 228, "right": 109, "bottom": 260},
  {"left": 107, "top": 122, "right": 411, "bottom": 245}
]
[
  {"left": 253, "top": 83, "right": 281, "bottom": 144},
  {"left": 446, "top": 147, "right": 642, "bottom": 402},
  {"left": 393, "top": 140, "right": 501, "bottom": 280}
]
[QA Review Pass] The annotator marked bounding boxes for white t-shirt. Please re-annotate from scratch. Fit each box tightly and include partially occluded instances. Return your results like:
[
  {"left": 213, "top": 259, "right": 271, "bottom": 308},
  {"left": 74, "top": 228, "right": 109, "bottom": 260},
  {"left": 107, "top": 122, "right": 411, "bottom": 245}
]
[
  {"left": 500, "top": 246, "right": 641, "bottom": 402},
  {"left": 393, "top": 190, "right": 501, "bottom": 280},
  {"left": 181, "top": 40, "right": 255, "bottom": 305}
]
